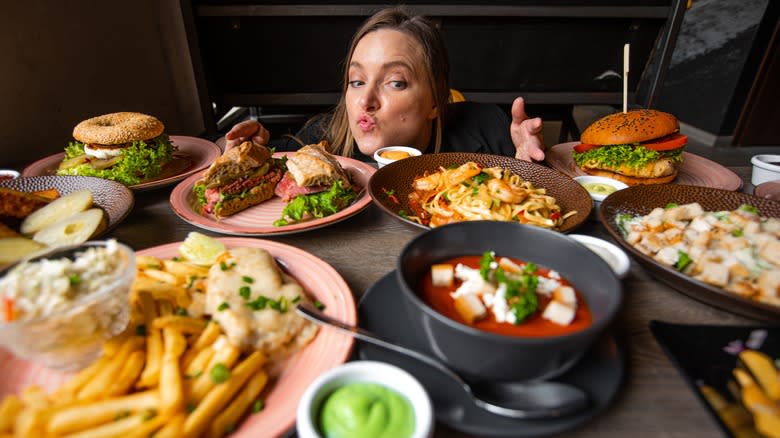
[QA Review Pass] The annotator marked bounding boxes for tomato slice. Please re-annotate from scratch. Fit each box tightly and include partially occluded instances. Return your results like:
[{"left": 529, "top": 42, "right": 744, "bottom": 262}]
[
  {"left": 573, "top": 143, "right": 602, "bottom": 153},
  {"left": 641, "top": 133, "right": 688, "bottom": 151}
]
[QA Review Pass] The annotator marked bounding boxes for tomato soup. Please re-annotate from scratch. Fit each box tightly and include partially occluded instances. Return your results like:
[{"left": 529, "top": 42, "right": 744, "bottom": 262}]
[{"left": 417, "top": 255, "right": 592, "bottom": 337}]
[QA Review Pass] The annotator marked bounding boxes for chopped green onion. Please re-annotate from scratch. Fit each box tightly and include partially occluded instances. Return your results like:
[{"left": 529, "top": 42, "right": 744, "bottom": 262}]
[
  {"left": 140, "top": 408, "right": 158, "bottom": 421},
  {"left": 252, "top": 399, "right": 265, "bottom": 413},
  {"left": 738, "top": 204, "right": 758, "bottom": 214},
  {"left": 210, "top": 363, "right": 230, "bottom": 384},
  {"left": 217, "top": 302, "right": 230, "bottom": 311},
  {"left": 246, "top": 296, "right": 268, "bottom": 311}
]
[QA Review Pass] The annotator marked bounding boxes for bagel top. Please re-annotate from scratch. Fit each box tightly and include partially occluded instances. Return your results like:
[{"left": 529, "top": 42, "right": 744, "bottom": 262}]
[
  {"left": 580, "top": 109, "right": 679, "bottom": 146},
  {"left": 72, "top": 112, "right": 165, "bottom": 145}
]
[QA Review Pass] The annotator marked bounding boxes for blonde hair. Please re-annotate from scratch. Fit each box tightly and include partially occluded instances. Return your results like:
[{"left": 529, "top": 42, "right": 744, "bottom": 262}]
[{"left": 325, "top": 7, "right": 450, "bottom": 157}]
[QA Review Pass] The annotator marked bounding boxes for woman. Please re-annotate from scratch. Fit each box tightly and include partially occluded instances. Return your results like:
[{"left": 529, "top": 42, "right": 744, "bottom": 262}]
[{"left": 225, "top": 7, "right": 545, "bottom": 162}]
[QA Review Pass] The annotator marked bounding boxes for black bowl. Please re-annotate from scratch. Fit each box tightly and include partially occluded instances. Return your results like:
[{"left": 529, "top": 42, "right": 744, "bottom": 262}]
[{"left": 396, "top": 221, "right": 622, "bottom": 382}]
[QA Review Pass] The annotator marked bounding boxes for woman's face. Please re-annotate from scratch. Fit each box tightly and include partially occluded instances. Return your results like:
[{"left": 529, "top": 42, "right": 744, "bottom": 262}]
[{"left": 346, "top": 29, "right": 438, "bottom": 156}]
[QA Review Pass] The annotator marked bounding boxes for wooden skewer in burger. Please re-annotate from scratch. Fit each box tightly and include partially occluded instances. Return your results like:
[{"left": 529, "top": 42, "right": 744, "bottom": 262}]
[{"left": 571, "top": 109, "right": 688, "bottom": 185}]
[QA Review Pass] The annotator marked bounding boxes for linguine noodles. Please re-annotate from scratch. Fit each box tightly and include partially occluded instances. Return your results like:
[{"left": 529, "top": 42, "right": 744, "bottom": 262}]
[{"left": 407, "top": 162, "right": 576, "bottom": 229}]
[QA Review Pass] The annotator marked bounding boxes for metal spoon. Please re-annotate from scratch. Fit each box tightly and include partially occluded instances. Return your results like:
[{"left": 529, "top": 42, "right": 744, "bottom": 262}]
[{"left": 296, "top": 303, "right": 589, "bottom": 419}]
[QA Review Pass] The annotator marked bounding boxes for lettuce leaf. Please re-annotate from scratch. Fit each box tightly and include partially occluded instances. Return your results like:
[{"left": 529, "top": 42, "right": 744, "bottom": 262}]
[
  {"left": 572, "top": 144, "right": 682, "bottom": 170},
  {"left": 56, "top": 135, "right": 175, "bottom": 185},
  {"left": 273, "top": 180, "right": 356, "bottom": 226},
  {"left": 193, "top": 183, "right": 207, "bottom": 207}
]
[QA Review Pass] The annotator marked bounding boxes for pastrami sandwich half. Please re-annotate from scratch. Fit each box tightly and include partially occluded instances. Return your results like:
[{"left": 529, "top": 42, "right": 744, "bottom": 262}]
[
  {"left": 273, "top": 141, "right": 356, "bottom": 226},
  {"left": 194, "top": 141, "right": 284, "bottom": 218}
]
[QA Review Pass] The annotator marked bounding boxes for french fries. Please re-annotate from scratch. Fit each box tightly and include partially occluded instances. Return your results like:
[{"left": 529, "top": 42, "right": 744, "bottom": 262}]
[
  {"left": 733, "top": 350, "right": 780, "bottom": 438},
  {"left": 0, "top": 251, "right": 271, "bottom": 438}
]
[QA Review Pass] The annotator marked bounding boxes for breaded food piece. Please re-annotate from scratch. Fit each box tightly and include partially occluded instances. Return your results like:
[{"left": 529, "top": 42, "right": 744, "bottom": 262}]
[
  {"left": 31, "top": 188, "right": 60, "bottom": 201},
  {"left": 0, "top": 221, "right": 21, "bottom": 238},
  {"left": 0, "top": 188, "right": 52, "bottom": 219}
]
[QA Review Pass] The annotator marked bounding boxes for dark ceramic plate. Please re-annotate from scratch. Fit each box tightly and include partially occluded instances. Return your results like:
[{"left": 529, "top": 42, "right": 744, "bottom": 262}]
[
  {"left": 368, "top": 152, "right": 591, "bottom": 233},
  {"left": 599, "top": 184, "right": 780, "bottom": 322},
  {"left": 649, "top": 321, "right": 779, "bottom": 438},
  {"left": 0, "top": 175, "right": 134, "bottom": 236},
  {"left": 358, "top": 271, "right": 624, "bottom": 438}
]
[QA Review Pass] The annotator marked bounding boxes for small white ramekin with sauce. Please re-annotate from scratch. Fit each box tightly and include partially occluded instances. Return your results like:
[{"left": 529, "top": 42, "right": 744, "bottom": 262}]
[
  {"left": 374, "top": 146, "right": 422, "bottom": 168},
  {"left": 573, "top": 175, "right": 628, "bottom": 221}
]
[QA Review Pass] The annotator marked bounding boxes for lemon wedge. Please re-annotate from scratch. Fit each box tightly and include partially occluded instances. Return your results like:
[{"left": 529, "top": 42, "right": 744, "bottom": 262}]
[{"left": 179, "top": 232, "right": 226, "bottom": 266}]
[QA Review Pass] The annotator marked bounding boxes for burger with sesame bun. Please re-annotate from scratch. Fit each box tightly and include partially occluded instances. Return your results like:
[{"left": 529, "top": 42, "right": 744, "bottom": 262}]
[{"left": 571, "top": 109, "right": 687, "bottom": 185}]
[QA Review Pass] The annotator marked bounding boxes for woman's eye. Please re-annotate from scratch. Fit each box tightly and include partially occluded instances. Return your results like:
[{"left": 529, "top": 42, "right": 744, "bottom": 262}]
[
  {"left": 389, "top": 80, "right": 408, "bottom": 90},
  {"left": 348, "top": 80, "right": 365, "bottom": 88}
]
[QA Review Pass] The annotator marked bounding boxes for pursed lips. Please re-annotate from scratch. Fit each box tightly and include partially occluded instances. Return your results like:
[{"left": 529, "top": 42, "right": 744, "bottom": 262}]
[{"left": 357, "top": 115, "right": 376, "bottom": 132}]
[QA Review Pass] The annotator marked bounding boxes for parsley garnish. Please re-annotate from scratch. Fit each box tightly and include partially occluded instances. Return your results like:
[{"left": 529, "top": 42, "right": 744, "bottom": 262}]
[{"left": 675, "top": 250, "right": 692, "bottom": 271}]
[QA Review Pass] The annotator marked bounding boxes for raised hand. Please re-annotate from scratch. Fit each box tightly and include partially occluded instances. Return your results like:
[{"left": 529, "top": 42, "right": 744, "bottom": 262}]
[{"left": 510, "top": 97, "right": 545, "bottom": 162}]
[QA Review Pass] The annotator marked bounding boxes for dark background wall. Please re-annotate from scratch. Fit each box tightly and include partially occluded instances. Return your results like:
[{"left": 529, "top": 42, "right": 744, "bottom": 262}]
[
  {"left": 657, "top": 0, "right": 770, "bottom": 138},
  {"left": 0, "top": 0, "right": 775, "bottom": 169}
]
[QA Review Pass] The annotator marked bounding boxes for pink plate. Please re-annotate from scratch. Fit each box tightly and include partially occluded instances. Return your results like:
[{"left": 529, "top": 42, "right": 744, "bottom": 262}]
[
  {"left": 546, "top": 142, "right": 743, "bottom": 191},
  {"left": 754, "top": 180, "right": 780, "bottom": 201},
  {"left": 22, "top": 136, "right": 222, "bottom": 192},
  {"left": 0, "top": 237, "right": 356, "bottom": 438},
  {"left": 170, "top": 153, "right": 376, "bottom": 235}
]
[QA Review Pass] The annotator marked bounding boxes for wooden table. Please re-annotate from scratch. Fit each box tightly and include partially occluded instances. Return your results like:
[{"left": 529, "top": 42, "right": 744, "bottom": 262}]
[{"left": 103, "top": 163, "right": 764, "bottom": 438}]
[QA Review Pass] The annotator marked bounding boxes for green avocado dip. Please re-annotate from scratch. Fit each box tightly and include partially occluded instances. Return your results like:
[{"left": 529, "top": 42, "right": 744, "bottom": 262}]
[
  {"left": 582, "top": 182, "right": 618, "bottom": 196},
  {"left": 318, "top": 382, "right": 415, "bottom": 438}
]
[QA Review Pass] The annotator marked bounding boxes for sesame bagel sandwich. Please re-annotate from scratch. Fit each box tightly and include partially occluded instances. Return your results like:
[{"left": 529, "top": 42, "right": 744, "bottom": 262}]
[
  {"left": 572, "top": 109, "right": 687, "bottom": 185},
  {"left": 56, "top": 112, "right": 176, "bottom": 185}
]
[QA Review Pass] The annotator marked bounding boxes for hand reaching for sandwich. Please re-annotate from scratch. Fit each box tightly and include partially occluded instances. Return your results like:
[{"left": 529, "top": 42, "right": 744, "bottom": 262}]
[{"left": 225, "top": 120, "right": 271, "bottom": 151}]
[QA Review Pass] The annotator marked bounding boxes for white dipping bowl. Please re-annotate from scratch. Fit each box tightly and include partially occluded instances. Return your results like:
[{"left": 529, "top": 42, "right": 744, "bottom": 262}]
[
  {"left": 374, "top": 146, "right": 422, "bottom": 168},
  {"left": 569, "top": 234, "right": 631, "bottom": 279},
  {"left": 0, "top": 169, "right": 20, "bottom": 180},
  {"left": 297, "top": 360, "right": 433, "bottom": 438},
  {"left": 750, "top": 154, "right": 780, "bottom": 186},
  {"left": 573, "top": 175, "right": 628, "bottom": 221}
]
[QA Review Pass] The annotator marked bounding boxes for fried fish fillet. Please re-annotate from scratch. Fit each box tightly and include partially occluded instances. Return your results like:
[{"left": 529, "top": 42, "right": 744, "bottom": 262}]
[{"left": 0, "top": 188, "right": 53, "bottom": 219}]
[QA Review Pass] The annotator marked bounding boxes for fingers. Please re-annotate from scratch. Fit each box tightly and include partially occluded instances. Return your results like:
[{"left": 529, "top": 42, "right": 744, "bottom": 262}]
[
  {"left": 510, "top": 96, "right": 545, "bottom": 162},
  {"left": 223, "top": 120, "right": 270, "bottom": 150},
  {"left": 511, "top": 117, "right": 545, "bottom": 162},
  {"left": 511, "top": 97, "right": 528, "bottom": 125}
]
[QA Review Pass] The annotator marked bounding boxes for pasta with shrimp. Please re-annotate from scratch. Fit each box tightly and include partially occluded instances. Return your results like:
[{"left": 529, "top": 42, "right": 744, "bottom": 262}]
[{"left": 406, "top": 162, "right": 576, "bottom": 229}]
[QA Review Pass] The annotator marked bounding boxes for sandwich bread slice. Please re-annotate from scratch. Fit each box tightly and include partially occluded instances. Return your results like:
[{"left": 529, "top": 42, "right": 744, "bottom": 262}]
[
  {"left": 273, "top": 141, "right": 356, "bottom": 226},
  {"left": 194, "top": 142, "right": 283, "bottom": 218}
]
